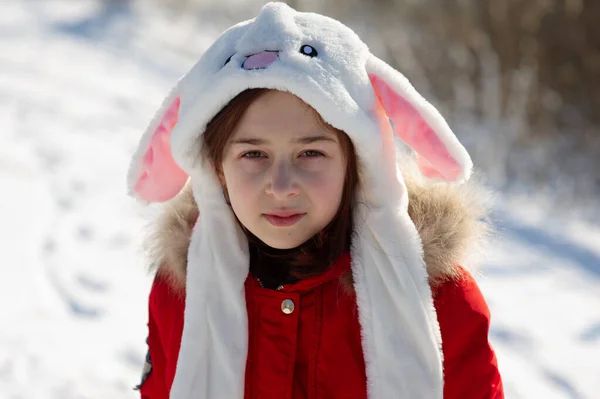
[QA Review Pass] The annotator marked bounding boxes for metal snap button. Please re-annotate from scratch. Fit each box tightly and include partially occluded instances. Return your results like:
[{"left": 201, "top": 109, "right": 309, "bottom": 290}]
[{"left": 281, "top": 299, "right": 295, "bottom": 315}]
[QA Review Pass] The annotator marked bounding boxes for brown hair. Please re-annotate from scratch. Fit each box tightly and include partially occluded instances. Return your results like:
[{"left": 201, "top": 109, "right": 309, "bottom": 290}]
[{"left": 200, "top": 88, "right": 359, "bottom": 279}]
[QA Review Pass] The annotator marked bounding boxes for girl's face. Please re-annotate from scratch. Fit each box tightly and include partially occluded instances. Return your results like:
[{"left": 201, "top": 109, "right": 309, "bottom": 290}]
[{"left": 220, "top": 90, "right": 347, "bottom": 249}]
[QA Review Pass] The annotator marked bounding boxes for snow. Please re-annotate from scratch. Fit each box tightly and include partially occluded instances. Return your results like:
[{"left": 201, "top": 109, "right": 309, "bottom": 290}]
[
  {"left": 0, "top": 1, "right": 598, "bottom": 398},
  {"left": 481, "top": 199, "right": 600, "bottom": 398}
]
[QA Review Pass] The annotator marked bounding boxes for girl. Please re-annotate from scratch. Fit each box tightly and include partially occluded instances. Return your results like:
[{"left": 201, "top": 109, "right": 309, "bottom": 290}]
[{"left": 128, "top": 3, "right": 503, "bottom": 398}]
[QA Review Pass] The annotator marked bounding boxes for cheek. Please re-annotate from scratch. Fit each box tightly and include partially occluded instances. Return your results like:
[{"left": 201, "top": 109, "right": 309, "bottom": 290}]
[
  {"left": 303, "top": 161, "right": 346, "bottom": 206},
  {"left": 225, "top": 172, "right": 252, "bottom": 193},
  {"left": 222, "top": 162, "right": 264, "bottom": 205}
]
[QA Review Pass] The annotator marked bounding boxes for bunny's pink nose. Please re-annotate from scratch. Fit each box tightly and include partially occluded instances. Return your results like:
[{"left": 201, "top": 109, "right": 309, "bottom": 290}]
[{"left": 242, "top": 51, "right": 278, "bottom": 70}]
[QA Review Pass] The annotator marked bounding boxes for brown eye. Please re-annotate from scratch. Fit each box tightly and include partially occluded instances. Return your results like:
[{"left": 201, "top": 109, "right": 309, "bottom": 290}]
[
  {"left": 242, "top": 151, "right": 264, "bottom": 159},
  {"left": 301, "top": 150, "right": 324, "bottom": 157}
]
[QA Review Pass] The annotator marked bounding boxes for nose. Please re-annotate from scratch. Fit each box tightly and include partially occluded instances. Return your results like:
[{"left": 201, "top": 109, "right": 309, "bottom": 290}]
[
  {"left": 265, "top": 162, "right": 299, "bottom": 200},
  {"left": 242, "top": 51, "right": 278, "bottom": 70}
]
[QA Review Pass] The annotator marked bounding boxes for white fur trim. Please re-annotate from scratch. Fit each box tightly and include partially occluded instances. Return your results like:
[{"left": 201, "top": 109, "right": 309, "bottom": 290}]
[
  {"left": 351, "top": 202, "right": 444, "bottom": 398},
  {"left": 171, "top": 173, "right": 249, "bottom": 399}
]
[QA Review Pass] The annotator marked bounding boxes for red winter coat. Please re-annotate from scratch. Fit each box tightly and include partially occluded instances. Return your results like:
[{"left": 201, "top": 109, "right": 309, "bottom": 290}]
[{"left": 137, "top": 183, "right": 503, "bottom": 399}]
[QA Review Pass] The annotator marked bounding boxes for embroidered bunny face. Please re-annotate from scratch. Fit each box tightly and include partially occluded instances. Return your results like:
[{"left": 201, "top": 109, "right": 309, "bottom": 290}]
[{"left": 222, "top": 5, "right": 369, "bottom": 78}]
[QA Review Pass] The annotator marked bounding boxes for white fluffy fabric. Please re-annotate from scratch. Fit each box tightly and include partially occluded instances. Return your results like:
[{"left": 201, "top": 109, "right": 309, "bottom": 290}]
[{"left": 128, "top": 3, "right": 475, "bottom": 398}]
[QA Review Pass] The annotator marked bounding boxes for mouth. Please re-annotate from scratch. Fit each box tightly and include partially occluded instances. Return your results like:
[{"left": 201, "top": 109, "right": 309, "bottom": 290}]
[{"left": 263, "top": 211, "right": 306, "bottom": 227}]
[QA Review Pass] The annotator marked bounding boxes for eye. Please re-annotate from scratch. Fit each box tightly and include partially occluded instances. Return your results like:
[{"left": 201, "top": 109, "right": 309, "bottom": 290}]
[
  {"left": 223, "top": 54, "right": 234, "bottom": 66},
  {"left": 301, "top": 150, "right": 324, "bottom": 157},
  {"left": 242, "top": 151, "right": 265, "bottom": 159},
  {"left": 299, "top": 45, "right": 318, "bottom": 58}
]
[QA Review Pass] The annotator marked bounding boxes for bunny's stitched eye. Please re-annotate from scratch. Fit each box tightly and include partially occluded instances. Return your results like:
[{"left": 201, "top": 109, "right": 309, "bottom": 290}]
[
  {"left": 299, "top": 45, "right": 318, "bottom": 58},
  {"left": 224, "top": 54, "right": 234, "bottom": 66}
]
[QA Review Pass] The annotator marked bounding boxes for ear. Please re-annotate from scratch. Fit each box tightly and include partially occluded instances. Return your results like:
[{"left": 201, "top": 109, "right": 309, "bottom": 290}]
[
  {"left": 366, "top": 55, "right": 472, "bottom": 182},
  {"left": 127, "top": 94, "right": 189, "bottom": 202}
]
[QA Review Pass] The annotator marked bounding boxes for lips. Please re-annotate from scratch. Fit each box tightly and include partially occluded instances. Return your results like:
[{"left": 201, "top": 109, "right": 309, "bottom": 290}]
[{"left": 263, "top": 211, "right": 306, "bottom": 227}]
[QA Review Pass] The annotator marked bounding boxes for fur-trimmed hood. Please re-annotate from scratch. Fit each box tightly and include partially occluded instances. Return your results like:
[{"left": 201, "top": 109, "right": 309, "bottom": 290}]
[{"left": 144, "top": 163, "right": 491, "bottom": 292}]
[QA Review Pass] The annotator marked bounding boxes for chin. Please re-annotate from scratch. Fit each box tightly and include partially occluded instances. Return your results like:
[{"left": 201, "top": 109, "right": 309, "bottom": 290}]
[
  {"left": 252, "top": 230, "right": 310, "bottom": 250},
  {"left": 260, "top": 237, "right": 306, "bottom": 250}
]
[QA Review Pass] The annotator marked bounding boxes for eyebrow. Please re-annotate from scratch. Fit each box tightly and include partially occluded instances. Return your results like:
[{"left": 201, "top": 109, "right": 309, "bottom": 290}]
[{"left": 230, "top": 135, "right": 338, "bottom": 145}]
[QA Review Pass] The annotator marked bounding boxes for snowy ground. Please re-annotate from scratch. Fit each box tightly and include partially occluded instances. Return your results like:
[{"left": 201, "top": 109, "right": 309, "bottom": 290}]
[{"left": 0, "top": 1, "right": 598, "bottom": 398}]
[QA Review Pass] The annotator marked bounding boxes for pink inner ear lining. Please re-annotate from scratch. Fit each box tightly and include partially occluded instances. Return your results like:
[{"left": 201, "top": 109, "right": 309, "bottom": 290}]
[
  {"left": 133, "top": 96, "right": 189, "bottom": 202},
  {"left": 165, "top": 97, "right": 180, "bottom": 121},
  {"left": 143, "top": 146, "right": 154, "bottom": 165},
  {"left": 368, "top": 74, "right": 462, "bottom": 181},
  {"left": 417, "top": 154, "right": 446, "bottom": 180}
]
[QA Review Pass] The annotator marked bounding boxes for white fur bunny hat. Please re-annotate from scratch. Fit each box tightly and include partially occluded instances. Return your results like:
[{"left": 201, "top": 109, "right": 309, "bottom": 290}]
[{"left": 128, "top": 3, "right": 472, "bottom": 398}]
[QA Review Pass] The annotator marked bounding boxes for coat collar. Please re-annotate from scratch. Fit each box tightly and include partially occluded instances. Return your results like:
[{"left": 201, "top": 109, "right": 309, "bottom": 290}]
[{"left": 247, "top": 252, "right": 351, "bottom": 295}]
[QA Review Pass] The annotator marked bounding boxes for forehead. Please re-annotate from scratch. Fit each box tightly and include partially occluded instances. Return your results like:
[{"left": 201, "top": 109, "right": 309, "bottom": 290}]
[{"left": 234, "top": 91, "right": 333, "bottom": 137}]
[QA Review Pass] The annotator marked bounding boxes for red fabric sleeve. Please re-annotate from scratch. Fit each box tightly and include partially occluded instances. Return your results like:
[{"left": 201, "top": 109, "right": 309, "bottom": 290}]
[
  {"left": 138, "top": 277, "right": 171, "bottom": 399},
  {"left": 434, "top": 268, "right": 504, "bottom": 399}
]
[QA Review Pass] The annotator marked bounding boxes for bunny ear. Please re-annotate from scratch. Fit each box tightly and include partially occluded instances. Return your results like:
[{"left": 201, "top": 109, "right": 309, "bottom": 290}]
[
  {"left": 366, "top": 55, "right": 472, "bottom": 182},
  {"left": 127, "top": 94, "right": 189, "bottom": 202}
]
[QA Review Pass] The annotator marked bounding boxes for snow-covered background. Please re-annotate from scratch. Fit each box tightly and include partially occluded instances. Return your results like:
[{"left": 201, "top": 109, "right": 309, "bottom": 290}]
[{"left": 0, "top": 1, "right": 598, "bottom": 398}]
